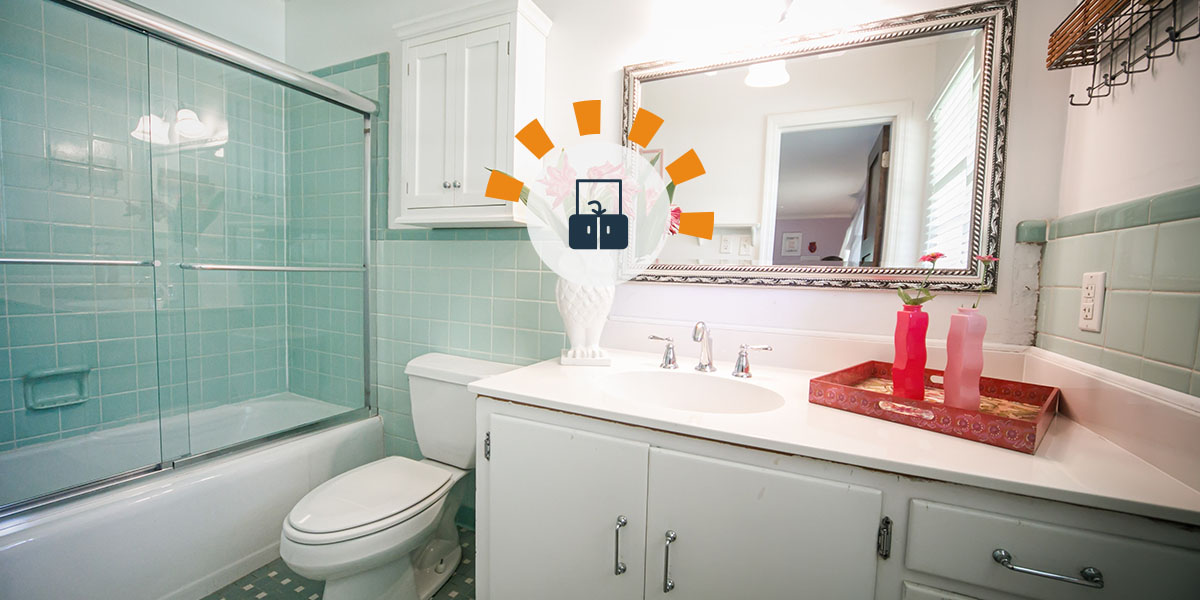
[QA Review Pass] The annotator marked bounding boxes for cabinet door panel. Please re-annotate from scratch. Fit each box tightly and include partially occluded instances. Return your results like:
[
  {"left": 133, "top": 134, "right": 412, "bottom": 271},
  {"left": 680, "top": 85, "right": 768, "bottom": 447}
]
[
  {"left": 405, "top": 38, "right": 455, "bottom": 208},
  {"left": 455, "top": 26, "right": 510, "bottom": 207},
  {"left": 645, "top": 448, "right": 882, "bottom": 599},
  {"left": 488, "top": 415, "right": 648, "bottom": 600}
]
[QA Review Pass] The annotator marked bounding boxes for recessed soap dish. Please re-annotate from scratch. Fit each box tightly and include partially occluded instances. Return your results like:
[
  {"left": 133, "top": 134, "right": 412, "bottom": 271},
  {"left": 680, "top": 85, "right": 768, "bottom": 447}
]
[{"left": 24, "top": 365, "right": 91, "bottom": 410}]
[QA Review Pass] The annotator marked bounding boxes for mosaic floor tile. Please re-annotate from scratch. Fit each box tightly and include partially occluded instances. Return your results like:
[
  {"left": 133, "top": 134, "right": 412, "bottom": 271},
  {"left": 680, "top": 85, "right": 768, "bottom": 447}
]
[{"left": 201, "top": 528, "right": 475, "bottom": 600}]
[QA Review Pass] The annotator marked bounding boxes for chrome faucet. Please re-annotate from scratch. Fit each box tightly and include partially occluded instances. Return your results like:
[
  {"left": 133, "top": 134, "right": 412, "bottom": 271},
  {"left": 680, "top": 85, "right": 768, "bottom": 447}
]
[
  {"left": 692, "top": 322, "right": 716, "bottom": 372},
  {"left": 648, "top": 335, "right": 678, "bottom": 369},
  {"left": 732, "top": 344, "right": 773, "bottom": 378}
]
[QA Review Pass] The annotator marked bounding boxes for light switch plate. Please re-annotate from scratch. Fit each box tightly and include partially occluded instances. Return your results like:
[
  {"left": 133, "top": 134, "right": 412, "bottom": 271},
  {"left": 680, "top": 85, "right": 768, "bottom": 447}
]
[
  {"left": 1078, "top": 271, "right": 1105, "bottom": 332},
  {"left": 738, "top": 235, "right": 753, "bottom": 256},
  {"left": 719, "top": 235, "right": 733, "bottom": 254}
]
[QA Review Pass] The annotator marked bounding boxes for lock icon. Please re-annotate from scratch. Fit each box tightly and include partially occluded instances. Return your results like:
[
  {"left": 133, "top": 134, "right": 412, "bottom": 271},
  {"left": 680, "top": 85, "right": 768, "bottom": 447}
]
[{"left": 568, "top": 178, "right": 628, "bottom": 250}]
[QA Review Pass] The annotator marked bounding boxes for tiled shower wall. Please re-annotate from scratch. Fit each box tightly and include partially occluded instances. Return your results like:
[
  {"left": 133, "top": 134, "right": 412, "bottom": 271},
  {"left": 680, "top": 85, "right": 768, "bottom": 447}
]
[
  {"left": 0, "top": 3, "right": 163, "bottom": 450},
  {"left": 1035, "top": 184, "right": 1200, "bottom": 396}
]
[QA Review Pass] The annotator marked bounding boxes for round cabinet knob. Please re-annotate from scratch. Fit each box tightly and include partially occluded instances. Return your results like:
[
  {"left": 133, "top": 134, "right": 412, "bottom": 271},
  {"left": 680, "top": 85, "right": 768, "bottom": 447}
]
[
  {"left": 442, "top": 181, "right": 451, "bottom": 189},
  {"left": 452, "top": 180, "right": 462, "bottom": 188}
]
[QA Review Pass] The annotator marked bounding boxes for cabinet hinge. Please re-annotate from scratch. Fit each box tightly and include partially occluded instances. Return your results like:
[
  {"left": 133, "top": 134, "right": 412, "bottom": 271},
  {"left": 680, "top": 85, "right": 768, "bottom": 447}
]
[
  {"left": 484, "top": 431, "right": 491, "bottom": 460},
  {"left": 881, "top": 150, "right": 891, "bottom": 169},
  {"left": 876, "top": 516, "right": 892, "bottom": 559}
]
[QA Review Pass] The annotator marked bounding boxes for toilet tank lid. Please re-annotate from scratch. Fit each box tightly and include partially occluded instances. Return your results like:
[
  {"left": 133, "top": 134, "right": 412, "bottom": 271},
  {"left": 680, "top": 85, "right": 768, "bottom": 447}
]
[{"left": 405, "top": 353, "right": 517, "bottom": 386}]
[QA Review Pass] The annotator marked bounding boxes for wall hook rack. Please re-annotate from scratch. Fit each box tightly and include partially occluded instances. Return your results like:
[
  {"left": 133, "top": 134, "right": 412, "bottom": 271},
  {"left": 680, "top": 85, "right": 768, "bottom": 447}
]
[{"left": 1048, "top": 0, "right": 1199, "bottom": 106}]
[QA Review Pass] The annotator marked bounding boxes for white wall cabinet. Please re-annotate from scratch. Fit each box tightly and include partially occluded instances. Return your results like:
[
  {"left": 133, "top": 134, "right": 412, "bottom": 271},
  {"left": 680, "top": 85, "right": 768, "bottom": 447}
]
[
  {"left": 484, "top": 414, "right": 884, "bottom": 600},
  {"left": 392, "top": 0, "right": 549, "bottom": 228},
  {"left": 476, "top": 401, "right": 1200, "bottom": 600}
]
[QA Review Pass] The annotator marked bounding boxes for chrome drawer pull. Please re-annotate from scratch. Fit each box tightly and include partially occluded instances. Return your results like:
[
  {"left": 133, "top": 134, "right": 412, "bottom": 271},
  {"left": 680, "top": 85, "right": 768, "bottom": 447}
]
[
  {"left": 992, "top": 549, "right": 1104, "bottom": 589},
  {"left": 663, "top": 530, "right": 677, "bottom": 593},
  {"left": 614, "top": 515, "right": 628, "bottom": 575}
]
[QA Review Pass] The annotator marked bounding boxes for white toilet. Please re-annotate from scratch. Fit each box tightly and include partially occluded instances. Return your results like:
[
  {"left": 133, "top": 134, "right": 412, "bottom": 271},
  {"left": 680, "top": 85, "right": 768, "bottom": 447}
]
[{"left": 280, "top": 353, "right": 514, "bottom": 600}]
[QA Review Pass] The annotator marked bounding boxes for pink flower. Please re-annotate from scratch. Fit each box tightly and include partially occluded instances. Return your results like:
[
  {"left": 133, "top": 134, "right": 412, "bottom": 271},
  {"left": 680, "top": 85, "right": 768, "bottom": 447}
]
[
  {"left": 919, "top": 252, "right": 946, "bottom": 263},
  {"left": 974, "top": 254, "right": 998, "bottom": 262},
  {"left": 585, "top": 161, "right": 641, "bottom": 215},
  {"left": 537, "top": 159, "right": 576, "bottom": 209},
  {"left": 667, "top": 205, "right": 681, "bottom": 235}
]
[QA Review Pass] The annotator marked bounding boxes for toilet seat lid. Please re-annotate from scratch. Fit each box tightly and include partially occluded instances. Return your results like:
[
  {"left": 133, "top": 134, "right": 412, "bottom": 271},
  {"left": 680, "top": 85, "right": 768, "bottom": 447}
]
[{"left": 287, "top": 457, "right": 452, "bottom": 534}]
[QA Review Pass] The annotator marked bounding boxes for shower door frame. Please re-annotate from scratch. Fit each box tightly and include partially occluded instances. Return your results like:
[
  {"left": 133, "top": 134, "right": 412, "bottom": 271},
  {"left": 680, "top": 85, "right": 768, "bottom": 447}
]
[{"left": 0, "top": 0, "right": 377, "bottom": 519}]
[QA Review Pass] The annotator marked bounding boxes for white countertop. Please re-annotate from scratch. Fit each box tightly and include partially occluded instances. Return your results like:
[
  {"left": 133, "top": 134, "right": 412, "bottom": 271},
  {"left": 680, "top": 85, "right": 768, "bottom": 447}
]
[{"left": 470, "top": 350, "right": 1200, "bottom": 527}]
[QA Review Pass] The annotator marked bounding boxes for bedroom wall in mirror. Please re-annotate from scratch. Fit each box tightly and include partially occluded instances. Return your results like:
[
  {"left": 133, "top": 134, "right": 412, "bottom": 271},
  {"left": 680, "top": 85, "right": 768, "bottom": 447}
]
[{"left": 644, "top": 28, "right": 985, "bottom": 270}]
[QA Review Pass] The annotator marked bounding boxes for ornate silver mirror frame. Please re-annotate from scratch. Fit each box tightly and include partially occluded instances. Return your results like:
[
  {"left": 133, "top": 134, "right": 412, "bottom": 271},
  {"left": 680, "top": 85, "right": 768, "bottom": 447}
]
[{"left": 623, "top": 0, "right": 1014, "bottom": 290}]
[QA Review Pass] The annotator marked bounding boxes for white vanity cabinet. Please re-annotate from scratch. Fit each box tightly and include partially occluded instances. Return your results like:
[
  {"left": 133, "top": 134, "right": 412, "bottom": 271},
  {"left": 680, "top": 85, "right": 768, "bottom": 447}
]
[
  {"left": 476, "top": 399, "right": 1200, "bottom": 600},
  {"left": 392, "top": 0, "right": 549, "bottom": 228},
  {"left": 483, "top": 414, "right": 884, "bottom": 600}
]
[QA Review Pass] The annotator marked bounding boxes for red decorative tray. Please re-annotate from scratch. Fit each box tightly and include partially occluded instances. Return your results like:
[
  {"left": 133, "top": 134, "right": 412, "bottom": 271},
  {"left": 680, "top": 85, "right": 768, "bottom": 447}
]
[{"left": 808, "top": 361, "right": 1059, "bottom": 454}]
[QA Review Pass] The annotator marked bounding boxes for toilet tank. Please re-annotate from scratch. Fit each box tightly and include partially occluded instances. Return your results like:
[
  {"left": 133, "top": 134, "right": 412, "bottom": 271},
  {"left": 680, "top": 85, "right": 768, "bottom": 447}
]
[{"left": 404, "top": 353, "right": 517, "bottom": 469}]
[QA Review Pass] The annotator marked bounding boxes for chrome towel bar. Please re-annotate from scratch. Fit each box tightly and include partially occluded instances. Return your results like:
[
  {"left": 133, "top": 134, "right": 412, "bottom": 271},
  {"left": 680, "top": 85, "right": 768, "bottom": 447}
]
[
  {"left": 0, "top": 258, "right": 159, "bottom": 267},
  {"left": 178, "top": 263, "right": 365, "bottom": 272}
]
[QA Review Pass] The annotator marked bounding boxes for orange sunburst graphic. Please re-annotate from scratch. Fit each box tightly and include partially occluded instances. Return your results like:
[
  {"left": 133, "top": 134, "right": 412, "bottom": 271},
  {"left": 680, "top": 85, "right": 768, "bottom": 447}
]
[{"left": 484, "top": 100, "right": 714, "bottom": 240}]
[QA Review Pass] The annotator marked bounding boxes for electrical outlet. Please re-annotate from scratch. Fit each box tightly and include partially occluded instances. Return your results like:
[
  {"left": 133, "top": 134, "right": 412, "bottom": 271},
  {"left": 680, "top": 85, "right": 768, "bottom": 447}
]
[
  {"left": 738, "top": 236, "right": 753, "bottom": 256},
  {"left": 719, "top": 235, "right": 733, "bottom": 254},
  {"left": 1078, "top": 271, "right": 1106, "bottom": 332}
]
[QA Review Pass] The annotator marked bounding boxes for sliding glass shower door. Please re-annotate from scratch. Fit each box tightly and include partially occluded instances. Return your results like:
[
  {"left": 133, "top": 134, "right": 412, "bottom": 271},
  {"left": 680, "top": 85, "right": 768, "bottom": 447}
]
[{"left": 0, "top": 0, "right": 372, "bottom": 513}]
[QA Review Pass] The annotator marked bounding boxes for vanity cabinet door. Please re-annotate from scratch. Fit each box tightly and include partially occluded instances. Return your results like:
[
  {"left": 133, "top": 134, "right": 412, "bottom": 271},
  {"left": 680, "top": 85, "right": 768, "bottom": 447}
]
[
  {"left": 644, "top": 448, "right": 883, "bottom": 599},
  {"left": 487, "top": 415, "right": 649, "bottom": 600}
]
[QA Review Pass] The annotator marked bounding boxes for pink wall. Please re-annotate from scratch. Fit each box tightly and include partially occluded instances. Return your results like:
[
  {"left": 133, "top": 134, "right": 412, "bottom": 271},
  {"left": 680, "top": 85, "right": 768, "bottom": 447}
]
[{"left": 772, "top": 217, "right": 854, "bottom": 265}]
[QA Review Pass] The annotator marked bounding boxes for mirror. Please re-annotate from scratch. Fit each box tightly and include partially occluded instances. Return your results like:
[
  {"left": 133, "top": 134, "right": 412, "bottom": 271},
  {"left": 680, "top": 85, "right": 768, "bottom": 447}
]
[{"left": 624, "top": 1, "right": 1013, "bottom": 289}]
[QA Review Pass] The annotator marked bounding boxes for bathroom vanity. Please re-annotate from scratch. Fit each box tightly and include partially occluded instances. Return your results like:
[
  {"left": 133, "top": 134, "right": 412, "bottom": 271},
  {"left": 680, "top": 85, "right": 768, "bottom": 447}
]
[{"left": 470, "top": 351, "right": 1200, "bottom": 600}]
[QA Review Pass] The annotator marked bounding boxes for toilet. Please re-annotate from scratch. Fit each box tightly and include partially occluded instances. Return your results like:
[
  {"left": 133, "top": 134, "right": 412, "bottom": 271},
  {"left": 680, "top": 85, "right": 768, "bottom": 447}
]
[{"left": 280, "top": 353, "right": 515, "bottom": 600}]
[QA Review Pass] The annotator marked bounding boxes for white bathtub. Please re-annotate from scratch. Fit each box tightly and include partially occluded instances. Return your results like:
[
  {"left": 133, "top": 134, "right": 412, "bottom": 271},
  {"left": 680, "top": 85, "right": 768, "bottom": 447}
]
[
  {"left": 0, "top": 402, "right": 382, "bottom": 600},
  {"left": 0, "top": 393, "right": 350, "bottom": 507}
]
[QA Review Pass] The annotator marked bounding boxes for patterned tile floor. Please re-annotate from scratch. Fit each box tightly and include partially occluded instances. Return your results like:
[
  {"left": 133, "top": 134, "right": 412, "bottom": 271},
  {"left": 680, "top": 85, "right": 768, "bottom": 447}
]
[{"left": 201, "top": 528, "right": 476, "bottom": 600}]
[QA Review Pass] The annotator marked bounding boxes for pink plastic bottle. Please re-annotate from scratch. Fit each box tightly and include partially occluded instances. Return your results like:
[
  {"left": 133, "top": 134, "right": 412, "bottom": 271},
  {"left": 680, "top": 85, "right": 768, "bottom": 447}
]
[
  {"left": 893, "top": 305, "right": 929, "bottom": 401},
  {"left": 944, "top": 307, "right": 988, "bottom": 411}
]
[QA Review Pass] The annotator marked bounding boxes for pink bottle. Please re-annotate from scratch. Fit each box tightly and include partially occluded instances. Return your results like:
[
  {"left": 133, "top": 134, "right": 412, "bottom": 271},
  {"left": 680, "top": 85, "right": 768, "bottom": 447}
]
[
  {"left": 944, "top": 307, "right": 987, "bottom": 411},
  {"left": 893, "top": 305, "right": 929, "bottom": 401}
]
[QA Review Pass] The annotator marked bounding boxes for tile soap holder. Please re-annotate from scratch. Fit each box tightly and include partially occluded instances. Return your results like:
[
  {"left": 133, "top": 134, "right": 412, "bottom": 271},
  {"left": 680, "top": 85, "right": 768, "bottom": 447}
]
[{"left": 24, "top": 365, "right": 91, "bottom": 410}]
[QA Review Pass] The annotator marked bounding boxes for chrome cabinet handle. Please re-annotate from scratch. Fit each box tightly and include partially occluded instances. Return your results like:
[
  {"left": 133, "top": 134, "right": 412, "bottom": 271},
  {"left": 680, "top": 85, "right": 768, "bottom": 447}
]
[
  {"left": 663, "top": 530, "right": 677, "bottom": 593},
  {"left": 452, "top": 180, "right": 462, "bottom": 188},
  {"left": 442, "top": 181, "right": 451, "bottom": 189},
  {"left": 614, "top": 515, "right": 628, "bottom": 575},
  {"left": 993, "top": 549, "right": 1104, "bottom": 589}
]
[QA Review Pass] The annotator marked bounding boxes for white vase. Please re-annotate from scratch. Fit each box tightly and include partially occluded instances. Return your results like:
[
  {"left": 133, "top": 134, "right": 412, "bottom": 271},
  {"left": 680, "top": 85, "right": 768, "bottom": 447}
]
[{"left": 555, "top": 277, "right": 614, "bottom": 365}]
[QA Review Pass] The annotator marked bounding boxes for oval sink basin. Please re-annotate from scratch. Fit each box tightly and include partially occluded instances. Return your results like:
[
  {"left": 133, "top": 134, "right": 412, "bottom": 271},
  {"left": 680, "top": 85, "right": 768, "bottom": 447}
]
[{"left": 604, "top": 370, "right": 785, "bottom": 414}]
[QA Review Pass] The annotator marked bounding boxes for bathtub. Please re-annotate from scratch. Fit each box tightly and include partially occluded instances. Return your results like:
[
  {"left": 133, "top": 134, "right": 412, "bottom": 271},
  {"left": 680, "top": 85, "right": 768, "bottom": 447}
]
[
  {"left": 1, "top": 393, "right": 352, "bottom": 507},
  {"left": 0, "top": 399, "right": 382, "bottom": 600}
]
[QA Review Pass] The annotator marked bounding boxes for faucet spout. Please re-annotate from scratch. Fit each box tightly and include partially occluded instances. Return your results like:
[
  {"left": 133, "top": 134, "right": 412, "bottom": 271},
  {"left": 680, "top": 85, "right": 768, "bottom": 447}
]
[{"left": 693, "top": 321, "right": 716, "bottom": 372}]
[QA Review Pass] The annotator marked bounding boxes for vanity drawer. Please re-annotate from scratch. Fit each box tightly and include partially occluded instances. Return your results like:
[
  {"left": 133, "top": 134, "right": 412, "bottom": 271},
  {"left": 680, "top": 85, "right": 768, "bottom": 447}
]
[{"left": 905, "top": 499, "right": 1200, "bottom": 600}]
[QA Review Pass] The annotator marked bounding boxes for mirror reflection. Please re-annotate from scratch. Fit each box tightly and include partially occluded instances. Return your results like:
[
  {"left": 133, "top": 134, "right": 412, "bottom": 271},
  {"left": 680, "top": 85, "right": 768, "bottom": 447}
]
[{"left": 643, "top": 28, "right": 984, "bottom": 269}]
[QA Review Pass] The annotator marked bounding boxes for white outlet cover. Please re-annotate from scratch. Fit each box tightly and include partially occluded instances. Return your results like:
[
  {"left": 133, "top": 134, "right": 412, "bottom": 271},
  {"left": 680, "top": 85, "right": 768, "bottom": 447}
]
[
  {"left": 719, "top": 235, "right": 733, "bottom": 254},
  {"left": 738, "top": 236, "right": 753, "bottom": 256},
  {"left": 1078, "top": 271, "right": 1106, "bottom": 333}
]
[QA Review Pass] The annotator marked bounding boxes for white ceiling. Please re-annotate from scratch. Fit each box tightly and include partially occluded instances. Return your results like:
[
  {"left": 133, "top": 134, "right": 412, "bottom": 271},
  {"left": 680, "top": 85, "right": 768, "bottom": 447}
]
[{"left": 775, "top": 123, "right": 883, "bottom": 219}]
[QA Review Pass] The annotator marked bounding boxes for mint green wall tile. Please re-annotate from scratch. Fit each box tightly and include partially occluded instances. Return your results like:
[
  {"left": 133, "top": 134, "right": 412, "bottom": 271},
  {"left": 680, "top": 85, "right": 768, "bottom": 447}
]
[
  {"left": 0, "top": 20, "right": 43, "bottom": 63},
  {"left": 1057, "top": 207, "right": 1099, "bottom": 239},
  {"left": 1191, "top": 373, "right": 1200, "bottom": 397},
  {"left": 1152, "top": 219, "right": 1200, "bottom": 292},
  {"left": 1042, "top": 287, "right": 1103, "bottom": 345},
  {"left": 1100, "top": 350, "right": 1142, "bottom": 378},
  {"left": 14, "top": 408, "right": 58, "bottom": 439},
  {"left": 1039, "top": 232, "right": 1115, "bottom": 287},
  {"left": 1141, "top": 360, "right": 1191, "bottom": 393},
  {"left": 1042, "top": 334, "right": 1104, "bottom": 364},
  {"left": 1143, "top": 293, "right": 1200, "bottom": 367},
  {"left": 0, "top": 0, "right": 44, "bottom": 30},
  {"left": 1110, "top": 226, "right": 1156, "bottom": 290},
  {"left": 1095, "top": 198, "right": 1150, "bottom": 232},
  {"left": 1149, "top": 185, "right": 1200, "bottom": 224}
]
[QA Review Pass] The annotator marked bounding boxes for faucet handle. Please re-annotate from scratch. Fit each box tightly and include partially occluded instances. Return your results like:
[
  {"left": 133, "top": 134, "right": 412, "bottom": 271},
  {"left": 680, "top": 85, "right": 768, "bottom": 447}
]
[
  {"left": 732, "top": 344, "right": 773, "bottom": 378},
  {"left": 648, "top": 335, "right": 678, "bottom": 369}
]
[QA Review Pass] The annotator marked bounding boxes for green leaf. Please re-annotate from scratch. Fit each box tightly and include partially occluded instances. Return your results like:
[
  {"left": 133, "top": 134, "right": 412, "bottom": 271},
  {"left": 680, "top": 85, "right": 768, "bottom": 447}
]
[{"left": 666, "top": 181, "right": 676, "bottom": 203}]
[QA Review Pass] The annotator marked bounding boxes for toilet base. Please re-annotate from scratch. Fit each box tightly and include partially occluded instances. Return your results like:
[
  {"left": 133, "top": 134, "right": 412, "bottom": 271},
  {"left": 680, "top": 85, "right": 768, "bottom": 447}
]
[{"left": 320, "top": 531, "right": 462, "bottom": 600}]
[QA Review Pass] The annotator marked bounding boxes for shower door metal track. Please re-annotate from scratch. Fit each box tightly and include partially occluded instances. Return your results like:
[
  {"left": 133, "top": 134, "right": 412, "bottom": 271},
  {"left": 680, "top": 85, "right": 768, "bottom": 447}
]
[{"left": 52, "top": 0, "right": 377, "bottom": 115}]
